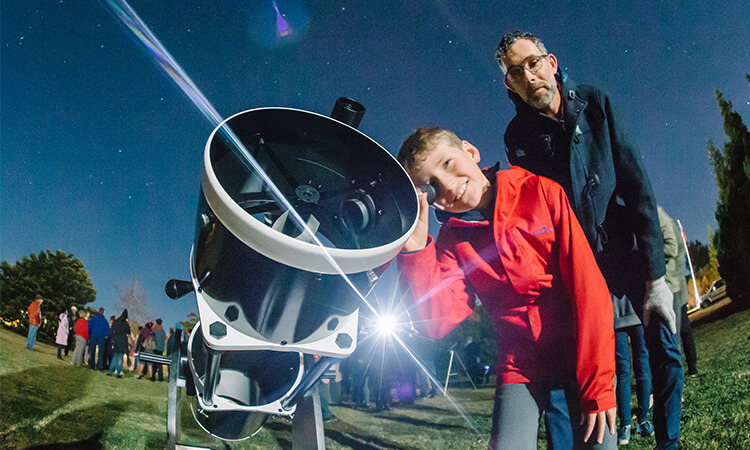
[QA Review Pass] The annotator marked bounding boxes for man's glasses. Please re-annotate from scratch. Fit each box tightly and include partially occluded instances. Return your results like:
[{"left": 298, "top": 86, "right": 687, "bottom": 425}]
[{"left": 505, "top": 55, "right": 548, "bottom": 83}]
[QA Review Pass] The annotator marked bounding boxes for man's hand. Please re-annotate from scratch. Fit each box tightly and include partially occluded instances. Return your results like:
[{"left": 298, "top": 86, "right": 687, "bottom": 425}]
[
  {"left": 581, "top": 407, "right": 616, "bottom": 444},
  {"left": 643, "top": 276, "right": 677, "bottom": 334},
  {"left": 402, "top": 191, "right": 430, "bottom": 252}
]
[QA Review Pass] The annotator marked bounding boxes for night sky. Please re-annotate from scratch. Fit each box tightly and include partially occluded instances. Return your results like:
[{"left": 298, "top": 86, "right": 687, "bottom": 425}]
[{"left": 2, "top": 0, "right": 748, "bottom": 328}]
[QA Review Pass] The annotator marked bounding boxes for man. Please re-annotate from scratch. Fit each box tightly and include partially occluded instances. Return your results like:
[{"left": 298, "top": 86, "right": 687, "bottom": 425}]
[
  {"left": 496, "top": 30, "right": 683, "bottom": 448},
  {"left": 26, "top": 295, "right": 44, "bottom": 350},
  {"left": 658, "top": 206, "right": 698, "bottom": 377},
  {"left": 88, "top": 307, "right": 110, "bottom": 371}
]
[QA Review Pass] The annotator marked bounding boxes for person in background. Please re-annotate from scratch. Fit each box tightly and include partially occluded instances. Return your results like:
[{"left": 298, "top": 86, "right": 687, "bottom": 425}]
[
  {"left": 351, "top": 328, "right": 372, "bottom": 409},
  {"left": 464, "top": 337, "right": 482, "bottom": 385},
  {"left": 55, "top": 309, "right": 69, "bottom": 360},
  {"left": 82, "top": 311, "right": 92, "bottom": 363},
  {"left": 135, "top": 322, "right": 155, "bottom": 380},
  {"left": 127, "top": 328, "right": 139, "bottom": 373},
  {"left": 65, "top": 306, "right": 77, "bottom": 357},
  {"left": 103, "top": 315, "right": 116, "bottom": 371},
  {"left": 658, "top": 206, "right": 698, "bottom": 378},
  {"left": 108, "top": 309, "right": 130, "bottom": 378},
  {"left": 72, "top": 309, "right": 88, "bottom": 366},
  {"left": 166, "top": 327, "right": 176, "bottom": 356},
  {"left": 26, "top": 295, "right": 44, "bottom": 351},
  {"left": 151, "top": 318, "right": 167, "bottom": 382},
  {"left": 612, "top": 293, "right": 653, "bottom": 444},
  {"left": 87, "top": 307, "right": 110, "bottom": 371}
]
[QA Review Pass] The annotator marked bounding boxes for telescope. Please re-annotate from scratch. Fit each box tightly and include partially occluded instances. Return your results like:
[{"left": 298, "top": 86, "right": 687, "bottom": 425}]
[{"left": 157, "top": 98, "right": 419, "bottom": 448}]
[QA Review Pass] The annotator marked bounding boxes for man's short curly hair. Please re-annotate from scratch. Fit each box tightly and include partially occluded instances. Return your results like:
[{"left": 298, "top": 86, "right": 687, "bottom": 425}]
[
  {"left": 397, "top": 127, "right": 462, "bottom": 173},
  {"left": 495, "top": 30, "right": 548, "bottom": 73}
]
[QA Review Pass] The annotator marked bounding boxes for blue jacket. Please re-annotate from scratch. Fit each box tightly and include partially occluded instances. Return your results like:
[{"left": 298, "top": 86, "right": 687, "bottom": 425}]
[
  {"left": 504, "top": 72, "right": 666, "bottom": 296},
  {"left": 153, "top": 325, "right": 167, "bottom": 352},
  {"left": 87, "top": 313, "right": 110, "bottom": 339}
]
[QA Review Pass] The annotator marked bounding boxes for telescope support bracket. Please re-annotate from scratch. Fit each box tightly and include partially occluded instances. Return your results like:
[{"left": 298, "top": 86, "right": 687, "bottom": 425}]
[{"left": 291, "top": 386, "right": 327, "bottom": 450}]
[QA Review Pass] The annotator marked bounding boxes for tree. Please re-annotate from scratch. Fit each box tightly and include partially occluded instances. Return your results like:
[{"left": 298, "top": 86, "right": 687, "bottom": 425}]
[
  {"left": 0, "top": 250, "right": 96, "bottom": 340},
  {"left": 177, "top": 312, "right": 200, "bottom": 335},
  {"left": 707, "top": 227, "right": 720, "bottom": 282},
  {"left": 115, "top": 278, "right": 150, "bottom": 326},
  {"left": 686, "top": 240, "right": 709, "bottom": 274},
  {"left": 707, "top": 75, "right": 750, "bottom": 305}
]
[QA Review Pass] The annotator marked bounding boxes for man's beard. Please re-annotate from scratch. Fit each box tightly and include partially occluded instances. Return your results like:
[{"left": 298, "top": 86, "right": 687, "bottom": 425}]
[{"left": 526, "top": 83, "right": 555, "bottom": 111}]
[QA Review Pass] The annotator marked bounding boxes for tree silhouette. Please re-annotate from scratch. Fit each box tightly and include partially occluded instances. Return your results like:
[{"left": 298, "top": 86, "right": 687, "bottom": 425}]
[{"left": 707, "top": 75, "right": 750, "bottom": 304}]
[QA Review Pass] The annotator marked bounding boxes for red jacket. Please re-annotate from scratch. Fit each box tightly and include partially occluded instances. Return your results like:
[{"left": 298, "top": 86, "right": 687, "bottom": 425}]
[
  {"left": 28, "top": 299, "right": 42, "bottom": 327},
  {"left": 75, "top": 317, "right": 89, "bottom": 340},
  {"left": 397, "top": 166, "right": 615, "bottom": 413}
]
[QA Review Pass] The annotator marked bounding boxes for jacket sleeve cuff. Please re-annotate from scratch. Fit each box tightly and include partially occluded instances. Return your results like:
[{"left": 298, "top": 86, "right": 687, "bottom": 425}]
[
  {"left": 399, "top": 235, "right": 435, "bottom": 255},
  {"left": 580, "top": 393, "right": 616, "bottom": 414}
]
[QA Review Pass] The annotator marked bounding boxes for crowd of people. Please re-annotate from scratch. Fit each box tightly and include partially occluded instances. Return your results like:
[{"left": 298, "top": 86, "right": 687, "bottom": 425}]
[{"left": 29, "top": 301, "right": 181, "bottom": 381}]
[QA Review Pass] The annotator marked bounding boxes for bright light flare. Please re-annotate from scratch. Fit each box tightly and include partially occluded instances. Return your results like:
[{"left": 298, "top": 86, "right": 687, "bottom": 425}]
[{"left": 374, "top": 313, "right": 398, "bottom": 335}]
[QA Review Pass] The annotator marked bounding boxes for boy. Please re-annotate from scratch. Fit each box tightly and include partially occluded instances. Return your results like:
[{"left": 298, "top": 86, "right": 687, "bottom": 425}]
[{"left": 396, "top": 127, "right": 616, "bottom": 448}]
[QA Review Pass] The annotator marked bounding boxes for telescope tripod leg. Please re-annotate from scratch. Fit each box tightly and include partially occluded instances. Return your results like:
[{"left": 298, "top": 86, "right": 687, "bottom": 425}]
[
  {"left": 292, "top": 385, "right": 326, "bottom": 450},
  {"left": 167, "top": 330, "right": 195, "bottom": 450},
  {"left": 167, "top": 354, "right": 181, "bottom": 449}
]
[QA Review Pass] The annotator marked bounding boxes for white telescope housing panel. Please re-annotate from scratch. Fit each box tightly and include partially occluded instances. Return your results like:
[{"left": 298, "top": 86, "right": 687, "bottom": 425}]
[{"left": 201, "top": 107, "right": 419, "bottom": 275}]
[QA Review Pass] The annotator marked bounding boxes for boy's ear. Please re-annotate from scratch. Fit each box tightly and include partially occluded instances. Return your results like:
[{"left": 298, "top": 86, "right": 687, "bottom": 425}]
[{"left": 462, "top": 140, "right": 481, "bottom": 163}]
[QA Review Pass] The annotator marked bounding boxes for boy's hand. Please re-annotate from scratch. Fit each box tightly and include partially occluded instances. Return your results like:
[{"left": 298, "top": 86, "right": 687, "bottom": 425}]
[
  {"left": 581, "top": 407, "right": 616, "bottom": 444},
  {"left": 402, "top": 191, "right": 430, "bottom": 252}
]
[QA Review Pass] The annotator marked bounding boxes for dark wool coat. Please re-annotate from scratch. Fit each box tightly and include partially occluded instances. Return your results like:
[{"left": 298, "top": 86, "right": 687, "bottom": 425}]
[{"left": 504, "top": 72, "right": 666, "bottom": 297}]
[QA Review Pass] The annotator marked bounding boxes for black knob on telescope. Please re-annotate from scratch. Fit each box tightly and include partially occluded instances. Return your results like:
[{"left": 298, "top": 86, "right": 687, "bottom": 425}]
[
  {"left": 420, "top": 184, "right": 437, "bottom": 205},
  {"left": 165, "top": 279, "right": 194, "bottom": 300}
]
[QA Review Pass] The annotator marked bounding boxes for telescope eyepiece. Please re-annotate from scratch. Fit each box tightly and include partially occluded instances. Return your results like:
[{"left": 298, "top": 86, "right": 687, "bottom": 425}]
[{"left": 419, "top": 184, "right": 437, "bottom": 205}]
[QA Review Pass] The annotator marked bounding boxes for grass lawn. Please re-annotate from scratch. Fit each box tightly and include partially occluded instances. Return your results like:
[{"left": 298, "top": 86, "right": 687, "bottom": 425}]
[{"left": 1, "top": 306, "right": 749, "bottom": 449}]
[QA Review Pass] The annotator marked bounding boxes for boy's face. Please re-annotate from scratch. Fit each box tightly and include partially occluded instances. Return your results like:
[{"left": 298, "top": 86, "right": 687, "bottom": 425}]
[{"left": 408, "top": 140, "right": 491, "bottom": 213}]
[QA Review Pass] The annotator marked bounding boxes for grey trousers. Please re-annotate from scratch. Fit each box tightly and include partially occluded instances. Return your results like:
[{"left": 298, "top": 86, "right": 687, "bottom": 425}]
[
  {"left": 71, "top": 335, "right": 86, "bottom": 366},
  {"left": 488, "top": 380, "right": 617, "bottom": 450}
]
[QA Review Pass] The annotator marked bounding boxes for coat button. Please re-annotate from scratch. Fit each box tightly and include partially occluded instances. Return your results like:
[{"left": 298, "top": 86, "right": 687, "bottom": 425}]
[
  {"left": 573, "top": 136, "right": 580, "bottom": 144},
  {"left": 567, "top": 90, "right": 576, "bottom": 100}
]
